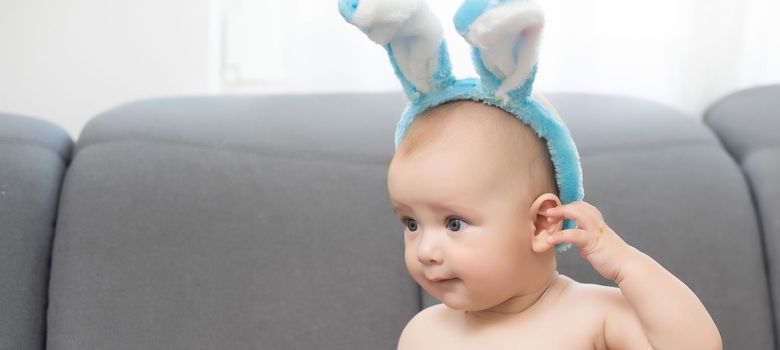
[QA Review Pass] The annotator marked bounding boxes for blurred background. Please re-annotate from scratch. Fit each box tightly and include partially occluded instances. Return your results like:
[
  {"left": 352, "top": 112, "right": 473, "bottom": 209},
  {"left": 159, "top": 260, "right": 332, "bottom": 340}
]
[{"left": 1, "top": 0, "right": 778, "bottom": 139}]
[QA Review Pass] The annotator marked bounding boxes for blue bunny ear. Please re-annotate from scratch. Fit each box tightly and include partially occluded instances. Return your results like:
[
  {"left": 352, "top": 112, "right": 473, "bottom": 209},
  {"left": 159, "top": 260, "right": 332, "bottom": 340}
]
[
  {"left": 339, "top": 0, "right": 455, "bottom": 100},
  {"left": 454, "top": 0, "right": 544, "bottom": 102}
]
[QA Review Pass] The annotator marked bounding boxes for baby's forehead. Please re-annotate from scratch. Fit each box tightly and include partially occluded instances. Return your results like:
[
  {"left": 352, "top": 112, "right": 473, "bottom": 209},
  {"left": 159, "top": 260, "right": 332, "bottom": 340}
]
[
  {"left": 391, "top": 100, "right": 556, "bottom": 199},
  {"left": 401, "top": 100, "right": 542, "bottom": 160},
  {"left": 417, "top": 100, "right": 519, "bottom": 131}
]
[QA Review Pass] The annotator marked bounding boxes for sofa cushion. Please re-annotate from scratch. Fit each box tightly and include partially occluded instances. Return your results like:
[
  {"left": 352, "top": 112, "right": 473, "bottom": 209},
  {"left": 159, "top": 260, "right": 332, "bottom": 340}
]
[
  {"left": 549, "top": 93, "right": 773, "bottom": 349},
  {"left": 47, "top": 91, "right": 774, "bottom": 349},
  {"left": 704, "top": 84, "right": 780, "bottom": 343},
  {"left": 704, "top": 85, "right": 780, "bottom": 160},
  {"left": 46, "top": 93, "right": 418, "bottom": 349},
  {"left": 74, "top": 93, "right": 408, "bottom": 162},
  {"left": 0, "top": 112, "right": 72, "bottom": 350}
]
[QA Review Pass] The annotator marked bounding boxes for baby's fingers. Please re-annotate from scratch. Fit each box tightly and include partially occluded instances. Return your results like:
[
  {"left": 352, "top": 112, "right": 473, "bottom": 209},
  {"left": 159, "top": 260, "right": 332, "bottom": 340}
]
[
  {"left": 543, "top": 202, "right": 604, "bottom": 232},
  {"left": 546, "top": 215, "right": 563, "bottom": 224},
  {"left": 546, "top": 228, "right": 593, "bottom": 251}
]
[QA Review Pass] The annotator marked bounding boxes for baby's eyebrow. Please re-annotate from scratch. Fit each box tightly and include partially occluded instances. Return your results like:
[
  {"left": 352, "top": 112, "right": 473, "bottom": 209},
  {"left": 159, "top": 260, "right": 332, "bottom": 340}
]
[
  {"left": 430, "top": 203, "right": 474, "bottom": 214},
  {"left": 391, "top": 202, "right": 475, "bottom": 217},
  {"left": 391, "top": 203, "right": 408, "bottom": 215}
]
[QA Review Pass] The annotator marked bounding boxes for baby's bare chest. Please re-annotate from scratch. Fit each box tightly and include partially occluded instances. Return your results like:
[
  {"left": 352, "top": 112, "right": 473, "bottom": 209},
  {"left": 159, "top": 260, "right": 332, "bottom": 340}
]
[
  {"left": 429, "top": 329, "right": 603, "bottom": 350},
  {"left": 426, "top": 311, "right": 607, "bottom": 350}
]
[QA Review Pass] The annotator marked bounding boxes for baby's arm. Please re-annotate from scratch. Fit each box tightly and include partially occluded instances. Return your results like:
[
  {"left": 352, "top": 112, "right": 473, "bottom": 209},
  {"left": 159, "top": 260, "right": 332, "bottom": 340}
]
[
  {"left": 543, "top": 202, "right": 722, "bottom": 349},
  {"left": 611, "top": 245, "right": 722, "bottom": 349}
]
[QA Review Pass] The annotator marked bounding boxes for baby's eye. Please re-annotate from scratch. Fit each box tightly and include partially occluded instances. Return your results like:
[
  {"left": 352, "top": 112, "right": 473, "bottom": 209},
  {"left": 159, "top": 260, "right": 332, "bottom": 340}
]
[
  {"left": 447, "top": 217, "right": 467, "bottom": 232},
  {"left": 404, "top": 218, "right": 419, "bottom": 232}
]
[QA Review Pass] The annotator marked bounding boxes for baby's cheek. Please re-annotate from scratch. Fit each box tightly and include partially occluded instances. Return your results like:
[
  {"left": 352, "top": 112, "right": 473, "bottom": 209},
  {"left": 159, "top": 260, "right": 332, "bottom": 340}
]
[
  {"left": 402, "top": 246, "right": 419, "bottom": 273},
  {"left": 404, "top": 250, "right": 432, "bottom": 289}
]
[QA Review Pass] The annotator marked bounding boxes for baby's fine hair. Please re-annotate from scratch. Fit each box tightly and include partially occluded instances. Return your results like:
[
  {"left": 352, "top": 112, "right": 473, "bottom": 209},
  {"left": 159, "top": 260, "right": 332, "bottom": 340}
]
[{"left": 395, "top": 100, "right": 559, "bottom": 202}]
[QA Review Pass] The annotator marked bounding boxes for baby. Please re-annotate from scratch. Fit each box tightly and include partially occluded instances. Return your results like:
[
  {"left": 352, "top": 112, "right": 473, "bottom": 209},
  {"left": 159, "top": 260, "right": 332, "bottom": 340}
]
[
  {"left": 338, "top": 0, "right": 721, "bottom": 347},
  {"left": 387, "top": 97, "right": 722, "bottom": 349}
]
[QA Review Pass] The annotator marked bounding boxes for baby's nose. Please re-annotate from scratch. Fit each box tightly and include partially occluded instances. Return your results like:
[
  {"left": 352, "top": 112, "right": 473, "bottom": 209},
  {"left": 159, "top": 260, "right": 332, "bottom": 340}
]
[{"left": 416, "top": 230, "right": 444, "bottom": 265}]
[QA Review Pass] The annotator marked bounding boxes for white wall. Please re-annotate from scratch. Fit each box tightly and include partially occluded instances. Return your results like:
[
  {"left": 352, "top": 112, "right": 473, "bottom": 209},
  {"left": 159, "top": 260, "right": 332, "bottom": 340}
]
[
  {"left": 222, "top": 0, "right": 780, "bottom": 119},
  {"left": 0, "top": 0, "right": 214, "bottom": 138},
  {"left": 1, "top": 0, "right": 777, "bottom": 139}
]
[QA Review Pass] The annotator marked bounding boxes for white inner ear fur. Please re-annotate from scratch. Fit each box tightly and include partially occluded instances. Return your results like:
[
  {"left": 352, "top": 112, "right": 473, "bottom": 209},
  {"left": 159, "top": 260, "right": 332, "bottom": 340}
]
[
  {"left": 352, "top": 0, "right": 444, "bottom": 93},
  {"left": 465, "top": 1, "right": 544, "bottom": 98},
  {"left": 352, "top": 0, "right": 422, "bottom": 42},
  {"left": 388, "top": 2, "right": 444, "bottom": 92}
]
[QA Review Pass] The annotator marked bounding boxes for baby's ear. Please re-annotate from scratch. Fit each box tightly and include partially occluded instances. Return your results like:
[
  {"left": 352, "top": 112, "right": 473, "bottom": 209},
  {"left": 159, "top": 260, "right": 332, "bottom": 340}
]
[
  {"left": 454, "top": 0, "right": 544, "bottom": 102},
  {"left": 529, "top": 194, "right": 568, "bottom": 253},
  {"left": 339, "top": 0, "right": 456, "bottom": 101}
]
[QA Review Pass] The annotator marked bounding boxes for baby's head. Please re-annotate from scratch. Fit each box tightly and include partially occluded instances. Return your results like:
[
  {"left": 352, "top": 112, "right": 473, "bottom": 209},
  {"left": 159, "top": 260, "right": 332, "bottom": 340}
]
[{"left": 387, "top": 100, "right": 565, "bottom": 312}]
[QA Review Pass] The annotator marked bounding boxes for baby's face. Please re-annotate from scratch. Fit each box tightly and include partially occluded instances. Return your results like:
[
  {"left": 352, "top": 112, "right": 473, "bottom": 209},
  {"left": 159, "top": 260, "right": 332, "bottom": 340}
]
[{"left": 387, "top": 101, "right": 557, "bottom": 311}]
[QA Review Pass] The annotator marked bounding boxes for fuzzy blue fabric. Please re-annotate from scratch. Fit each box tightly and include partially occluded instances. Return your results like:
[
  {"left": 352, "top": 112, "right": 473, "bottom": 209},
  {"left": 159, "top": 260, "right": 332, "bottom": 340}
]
[
  {"left": 340, "top": 0, "right": 584, "bottom": 252},
  {"left": 453, "top": 0, "right": 495, "bottom": 35},
  {"left": 385, "top": 41, "right": 457, "bottom": 101},
  {"left": 337, "top": 0, "right": 360, "bottom": 22}
]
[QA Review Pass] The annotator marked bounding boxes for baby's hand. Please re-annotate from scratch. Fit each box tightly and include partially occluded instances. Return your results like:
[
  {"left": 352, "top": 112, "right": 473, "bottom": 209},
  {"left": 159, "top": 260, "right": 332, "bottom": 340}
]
[{"left": 543, "top": 201, "right": 635, "bottom": 283}]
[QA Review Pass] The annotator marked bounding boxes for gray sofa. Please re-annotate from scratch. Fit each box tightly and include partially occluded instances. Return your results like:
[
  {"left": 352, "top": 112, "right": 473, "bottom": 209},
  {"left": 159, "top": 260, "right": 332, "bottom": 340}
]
[{"left": 2, "top": 86, "right": 779, "bottom": 349}]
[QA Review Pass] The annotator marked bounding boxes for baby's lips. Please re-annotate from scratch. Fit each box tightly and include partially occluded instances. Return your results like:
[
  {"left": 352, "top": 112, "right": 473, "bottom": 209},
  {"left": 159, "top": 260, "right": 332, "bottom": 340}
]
[{"left": 429, "top": 276, "right": 458, "bottom": 283}]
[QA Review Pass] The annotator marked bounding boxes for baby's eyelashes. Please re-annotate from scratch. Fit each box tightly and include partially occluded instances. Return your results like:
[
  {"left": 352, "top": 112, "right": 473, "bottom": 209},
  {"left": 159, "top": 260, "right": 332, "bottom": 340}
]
[
  {"left": 447, "top": 217, "right": 467, "bottom": 232},
  {"left": 402, "top": 217, "right": 419, "bottom": 232},
  {"left": 400, "top": 217, "right": 469, "bottom": 232}
]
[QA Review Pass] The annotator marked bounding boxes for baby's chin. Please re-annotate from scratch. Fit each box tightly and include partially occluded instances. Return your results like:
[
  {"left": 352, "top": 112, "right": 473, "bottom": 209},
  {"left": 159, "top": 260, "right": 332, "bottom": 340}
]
[
  {"left": 439, "top": 299, "right": 501, "bottom": 313},
  {"left": 428, "top": 288, "right": 493, "bottom": 311},
  {"left": 436, "top": 297, "right": 470, "bottom": 311},
  {"left": 421, "top": 285, "right": 465, "bottom": 310}
]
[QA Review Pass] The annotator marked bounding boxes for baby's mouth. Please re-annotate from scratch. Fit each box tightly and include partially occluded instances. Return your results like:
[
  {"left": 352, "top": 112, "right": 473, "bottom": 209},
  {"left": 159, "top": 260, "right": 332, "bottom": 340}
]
[{"left": 431, "top": 277, "right": 458, "bottom": 283}]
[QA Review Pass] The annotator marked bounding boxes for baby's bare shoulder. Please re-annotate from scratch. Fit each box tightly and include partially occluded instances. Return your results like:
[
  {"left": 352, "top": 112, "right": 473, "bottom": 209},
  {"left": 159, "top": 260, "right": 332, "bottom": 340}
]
[
  {"left": 554, "top": 276, "right": 624, "bottom": 314},
  {"left": 566, "top": 279, "right": 624, "bottom": 304},
  {"left": 560, "top": 278, "right": 652, "bottom": 349},
  {"left": 397, "top": 304, "right": 453, "bottom": 349}
]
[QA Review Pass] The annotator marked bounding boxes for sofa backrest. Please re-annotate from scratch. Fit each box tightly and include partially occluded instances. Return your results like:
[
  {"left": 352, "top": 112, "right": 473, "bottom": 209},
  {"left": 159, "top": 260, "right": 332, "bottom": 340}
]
[
  {"left": 37, "top": 91, "right": 775, "bottom": 349},
  {"left": 705, "top": 84, "right": 780, "bottom": 343},
  {"left": 0, "top": 112, "right": 72, "bottom": 350},
  {"left": 45, "top": 94, "right": 418, "bottom": 349},
  {"left": 548, "top": 93, "right": 775, "bottom": 349}
]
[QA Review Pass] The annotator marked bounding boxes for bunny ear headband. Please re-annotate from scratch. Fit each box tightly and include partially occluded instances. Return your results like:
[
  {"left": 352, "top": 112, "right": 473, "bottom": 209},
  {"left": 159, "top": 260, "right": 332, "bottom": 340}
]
[{"left": 339, "top": 0, "right": 584, "bottom": 252}]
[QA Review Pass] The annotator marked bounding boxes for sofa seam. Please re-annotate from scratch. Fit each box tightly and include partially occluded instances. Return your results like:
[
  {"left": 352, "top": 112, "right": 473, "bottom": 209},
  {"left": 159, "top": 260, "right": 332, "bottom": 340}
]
[
  {"left": 0, "top": 137, "right": 71, "bottom": 163},
  {"left": 739, "top": 161, "right": 778, "bottom": 349},
  {"left": 704, "top": 128, "right": 779, "bottom": 349},
  {"left": 75, "top": 137, "right": 394, "bottom": 166},
  {"left": 577, "top": 141, "right": 717, "bottom": 158},
  {"left": 74, "top": 136, "right": 719, "bottom": 164}
]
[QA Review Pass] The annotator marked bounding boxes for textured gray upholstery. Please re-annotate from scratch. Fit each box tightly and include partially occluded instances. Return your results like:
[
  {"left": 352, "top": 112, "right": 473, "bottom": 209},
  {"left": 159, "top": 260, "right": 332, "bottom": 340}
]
[
  {"left": 705, "top": 84, "right": 780, "bottom": 344},
  {"left": 74, "top": 94, "right": 408, "bottom": 163},
  {"left": 0, "top": 112, "right": 72, "bottom": 350},
  {"left": 554, "top": 94, "right": 774, "bottom": 349},
  {"left": 704, "top": 85, "right": 780, "bottom": 160},
  {"left": 47, "top": 94, "right": 417, "bottom": 349}
]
